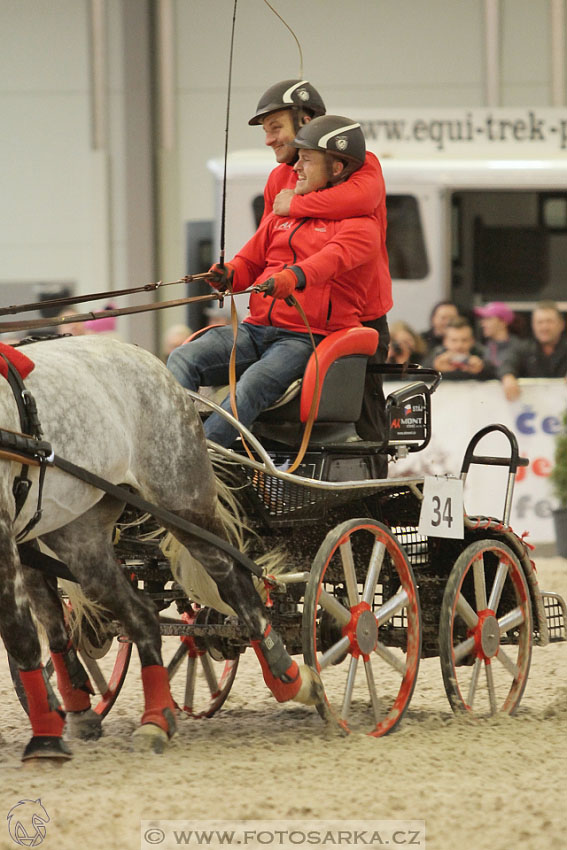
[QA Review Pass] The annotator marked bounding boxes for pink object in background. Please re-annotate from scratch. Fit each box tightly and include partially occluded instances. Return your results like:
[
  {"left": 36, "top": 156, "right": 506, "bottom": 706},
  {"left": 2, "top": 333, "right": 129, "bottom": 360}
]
[{"left": 84, "top": 302, "right": 118, "bottom": 333}]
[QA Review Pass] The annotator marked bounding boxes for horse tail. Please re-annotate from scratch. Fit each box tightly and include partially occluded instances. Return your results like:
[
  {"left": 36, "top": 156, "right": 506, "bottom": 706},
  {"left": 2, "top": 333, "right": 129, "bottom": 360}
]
[
  {"left": 59, "top": 580, "right": 110, "bottom": 647},
  {"left": 160, "top": 450, "right": 289, "bottom": 614}
]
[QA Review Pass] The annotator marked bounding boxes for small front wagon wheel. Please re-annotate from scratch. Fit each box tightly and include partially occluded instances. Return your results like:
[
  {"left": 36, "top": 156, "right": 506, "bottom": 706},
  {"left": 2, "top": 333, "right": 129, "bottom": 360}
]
[
  {"left": 302, "top": 519, "right": 421, "bottom": 736},
  {"left": 439, "top": 539, "right": 533, "bottom": 716},
  {"left": 163, "top": 611, "right": 239, "bottom": 718}
]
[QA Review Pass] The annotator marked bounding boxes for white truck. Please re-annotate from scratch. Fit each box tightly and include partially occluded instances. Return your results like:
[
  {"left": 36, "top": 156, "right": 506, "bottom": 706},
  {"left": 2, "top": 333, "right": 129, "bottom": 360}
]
[{"left": 208, "top": 107, "right": 567, "bottom": 332}]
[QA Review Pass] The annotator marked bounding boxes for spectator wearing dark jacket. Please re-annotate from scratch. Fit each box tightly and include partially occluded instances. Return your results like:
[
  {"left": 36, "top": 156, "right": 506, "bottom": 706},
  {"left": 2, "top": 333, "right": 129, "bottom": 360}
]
[
  {"left": 421, "top": 300, "right": 460, "bottom": 352},
  {"left": 500, "top": 301, "right": 567, "bottom": 400},
  {"left": 424, "top": 317, "right": 496, "bottom": 381}
]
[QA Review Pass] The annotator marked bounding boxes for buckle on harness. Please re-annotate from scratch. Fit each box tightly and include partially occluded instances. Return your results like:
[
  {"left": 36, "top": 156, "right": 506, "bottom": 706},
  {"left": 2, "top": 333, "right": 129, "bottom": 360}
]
[
  {"left": 20, "top": 388, "right": 43, "bottom": 439},
  {"left": 13, "top": 476, "right": 32, "bottom": 514}
]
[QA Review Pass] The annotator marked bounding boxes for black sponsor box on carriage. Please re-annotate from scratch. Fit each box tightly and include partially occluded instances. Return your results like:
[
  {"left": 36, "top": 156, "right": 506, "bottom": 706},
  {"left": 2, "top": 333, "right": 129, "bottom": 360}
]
[{"left": 388, "top": 395, "right": 427, "bottom": 443}]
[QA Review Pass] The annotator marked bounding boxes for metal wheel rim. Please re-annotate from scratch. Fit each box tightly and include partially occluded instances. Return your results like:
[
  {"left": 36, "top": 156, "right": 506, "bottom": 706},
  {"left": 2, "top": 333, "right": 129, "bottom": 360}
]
[
  {"left": 439, "top": 539, "right": 533, "bottom": 716},
  {"left": 303, "top": 519, "right": 421, "bottom": 736}
]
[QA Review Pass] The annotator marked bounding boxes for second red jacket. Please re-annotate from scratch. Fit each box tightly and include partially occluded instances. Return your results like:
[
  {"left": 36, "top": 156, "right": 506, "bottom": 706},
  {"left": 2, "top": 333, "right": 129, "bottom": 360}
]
[{"left": 261, "top": 152, "right": 392, "bottom": 322}]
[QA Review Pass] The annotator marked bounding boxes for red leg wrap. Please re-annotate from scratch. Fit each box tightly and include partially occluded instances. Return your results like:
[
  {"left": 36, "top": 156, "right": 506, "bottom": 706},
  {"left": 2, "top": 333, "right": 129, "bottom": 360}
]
[
  {"left": 251, "top": 626, "right": 302, "bottom": 703},
  {"left": 51, "top": 645, "right": 93, "bottom": 712},
  {"left": 140, "top": 665, "right": 176, "bottom": 736},
  {"left": 19, "top": 668, "right": 65, "bottom": 737}
]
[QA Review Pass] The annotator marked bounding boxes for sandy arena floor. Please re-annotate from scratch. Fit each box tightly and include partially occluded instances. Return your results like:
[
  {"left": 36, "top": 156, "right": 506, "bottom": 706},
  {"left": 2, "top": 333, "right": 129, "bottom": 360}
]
[{"left": 0, "top": 557, "right": 565, "bottom": 850}]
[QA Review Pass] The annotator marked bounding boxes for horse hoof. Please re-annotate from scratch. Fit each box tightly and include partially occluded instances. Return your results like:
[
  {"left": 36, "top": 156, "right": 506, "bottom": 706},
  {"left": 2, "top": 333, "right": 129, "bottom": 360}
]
[
  {"left": 132, "top": 723, "right": 169, "bottom": 754},
  {"left": 66, "top": 708, "right": 103, "bottom": 741},
  {"left": 21, "top": 736, "right": 72, "bottom": 763},
  {"left": 293, "top": 665, "right": 326, "bottom": 708}
]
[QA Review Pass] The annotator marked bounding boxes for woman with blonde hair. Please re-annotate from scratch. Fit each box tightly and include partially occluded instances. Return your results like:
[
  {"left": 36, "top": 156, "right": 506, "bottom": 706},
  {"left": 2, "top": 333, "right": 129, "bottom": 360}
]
[{"left": 387, "top": 320, "right": 427, "bottom": 365}]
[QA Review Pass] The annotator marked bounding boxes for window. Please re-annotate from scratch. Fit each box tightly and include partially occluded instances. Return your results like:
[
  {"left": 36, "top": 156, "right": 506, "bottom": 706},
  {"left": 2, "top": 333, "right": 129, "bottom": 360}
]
[
  {"left": 540, "top": 194, "right": 567, "bottom": 231},
  {"left": 385, "top": 195, "right": 429, "bottom": 279}
]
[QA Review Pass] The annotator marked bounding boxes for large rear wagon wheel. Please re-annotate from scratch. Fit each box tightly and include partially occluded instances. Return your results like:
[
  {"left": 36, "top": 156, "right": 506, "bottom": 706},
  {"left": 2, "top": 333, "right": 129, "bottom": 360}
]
[
  {"left": 439, "top": 539, "right": 533, "bottom": 716},
  {"left": 302, "top": 519, "right": 421, "bottom": 736}
]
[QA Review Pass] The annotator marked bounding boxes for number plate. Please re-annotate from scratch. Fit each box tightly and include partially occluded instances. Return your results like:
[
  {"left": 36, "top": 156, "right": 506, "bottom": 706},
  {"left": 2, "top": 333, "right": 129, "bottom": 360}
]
[{"left": 418, "top": 476, "right": 464, "bottom": 539}]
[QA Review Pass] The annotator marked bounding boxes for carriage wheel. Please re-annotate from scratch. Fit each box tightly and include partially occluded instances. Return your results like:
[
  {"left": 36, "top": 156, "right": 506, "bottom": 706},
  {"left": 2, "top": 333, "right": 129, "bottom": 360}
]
[
  {"left": 163, "top": 611, "right": 239, "bottom": 718},
  {"left": 439, "top": 539, "right": 533, "bottom": 716},
  {"left": 302, "top": 518, "right": 421, "bottom": 736},
  {"left": 9, "top": 607, "right": 132, "bottom": 719}
]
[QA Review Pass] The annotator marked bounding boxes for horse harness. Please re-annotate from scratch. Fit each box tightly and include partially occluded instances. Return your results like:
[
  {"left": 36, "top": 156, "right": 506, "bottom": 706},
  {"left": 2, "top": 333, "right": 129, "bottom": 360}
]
[
  {"left": 0, "top": 341, "right": 263, "bottom": 582},
  {"left": 0, "top": 351, "right": 53, "bottom": 542}
]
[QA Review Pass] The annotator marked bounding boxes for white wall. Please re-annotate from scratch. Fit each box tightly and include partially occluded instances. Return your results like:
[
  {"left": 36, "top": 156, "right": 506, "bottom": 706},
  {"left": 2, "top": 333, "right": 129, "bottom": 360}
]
[
  {"left": 0, "top": 1, "right": 93, "bottom": 290},
  {"left": 0, "top": 0, "right": 563, "bottom": 349}
]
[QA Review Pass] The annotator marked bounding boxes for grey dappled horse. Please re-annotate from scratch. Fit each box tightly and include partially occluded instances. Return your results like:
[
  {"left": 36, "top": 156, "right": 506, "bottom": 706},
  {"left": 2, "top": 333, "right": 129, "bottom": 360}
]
[{"left": 1, "top": 336, "right": 318, "bottom": 761}]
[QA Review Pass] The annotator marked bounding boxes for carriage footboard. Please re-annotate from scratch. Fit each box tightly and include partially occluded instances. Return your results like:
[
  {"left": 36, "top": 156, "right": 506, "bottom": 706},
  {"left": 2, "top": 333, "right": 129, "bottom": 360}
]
[{"left": 541, "top": 591, "right": 567, "bottom": 642}]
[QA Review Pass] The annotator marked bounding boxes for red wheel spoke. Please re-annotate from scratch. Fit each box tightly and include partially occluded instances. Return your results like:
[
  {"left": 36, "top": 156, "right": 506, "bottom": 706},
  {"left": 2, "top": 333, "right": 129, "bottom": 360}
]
[
  {"left": 466, "top": 658, "right": 483, "bottom": 708},
  {"left": 487, "top": 560, "right": 509, "bottom": 611},
  {"left": 485, "top": 662, "right": 498, "bottom": 714},
  {"left": 339, "top": 539, "right": 360, "bottom": 606},
  {"left": 495, "top": 645, "right": 520, "bottom": 678},
  {"left": 361, "top": 541, "right": 385, "bottom": 606},
  {"left": 455, "top": 593, "right": 479, "bottom": 628},
  {"left": 318, "top": 589, "right": 351, "bottom": 626},
  {"left": 319, "top": 635, "right": 351, "bottom": 670},
  {"left": 374, "top": 641, "right": 406, "bottom": 675},
  {"left": 376, "top": 588, "right": 409, "bottom": 627},
  {"left": 498, "top": 606, "right": 525, "bottom": 633},
  {"left": 341, "top": 656, "right": 359, "bottom": 720},
  {"left": 473, "top": 557, "right": 488, "bottom": 610}
]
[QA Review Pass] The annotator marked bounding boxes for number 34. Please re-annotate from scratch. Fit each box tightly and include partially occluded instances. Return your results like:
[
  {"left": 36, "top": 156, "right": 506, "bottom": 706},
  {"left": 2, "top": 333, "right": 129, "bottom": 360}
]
[
  {"left": 431, "top": 495, "right": 453, "bottom": 528},
  {"left": 418, "top": 477, "right": 464, "bottom": 539}
]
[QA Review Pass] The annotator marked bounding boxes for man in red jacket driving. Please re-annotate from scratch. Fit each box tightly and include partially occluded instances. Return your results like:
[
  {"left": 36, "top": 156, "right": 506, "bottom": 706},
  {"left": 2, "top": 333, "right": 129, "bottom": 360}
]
[
  {"left": 249, "top": 80, "right": 392, "bottom": 453},
  {"left": 168, "top": 115, "right": 381, "bottom": 448}
]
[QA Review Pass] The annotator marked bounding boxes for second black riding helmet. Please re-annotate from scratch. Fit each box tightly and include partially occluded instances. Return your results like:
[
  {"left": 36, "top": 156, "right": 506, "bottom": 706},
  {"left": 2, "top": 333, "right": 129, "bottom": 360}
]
[
  {"left": 293, "top": 115, "right": 366, "bottom": 165},
  {"left": 248, "top": 79, "right": 326, "bottom": 125}
]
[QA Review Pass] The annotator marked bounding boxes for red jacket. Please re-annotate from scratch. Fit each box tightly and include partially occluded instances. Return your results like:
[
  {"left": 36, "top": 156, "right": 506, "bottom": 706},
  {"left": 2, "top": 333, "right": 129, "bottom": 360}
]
[
  {"left": 261, "top": 152, "right": 392, "bottom": 322},
  {"left": 230, "top": 212, "right": 381, "bottom": 336}
]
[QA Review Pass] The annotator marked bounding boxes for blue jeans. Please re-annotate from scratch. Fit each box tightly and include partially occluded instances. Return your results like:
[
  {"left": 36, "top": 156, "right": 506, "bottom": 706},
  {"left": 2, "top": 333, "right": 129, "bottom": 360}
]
[{"left": 167, "top": 323, "right": 322, "bottom": 447}]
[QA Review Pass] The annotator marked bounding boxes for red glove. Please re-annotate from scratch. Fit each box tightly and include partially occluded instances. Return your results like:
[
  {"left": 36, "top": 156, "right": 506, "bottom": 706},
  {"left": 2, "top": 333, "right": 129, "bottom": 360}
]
[
  {"left": 254, "top": 268, "right": 297, "bottom": 300},
  {"left": 207, "top": 262, "right": 235, "bottom": 291}
]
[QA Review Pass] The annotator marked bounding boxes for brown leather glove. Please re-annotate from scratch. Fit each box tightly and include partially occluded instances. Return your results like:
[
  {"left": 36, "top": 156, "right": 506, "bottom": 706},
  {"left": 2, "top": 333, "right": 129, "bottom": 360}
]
[
  {"left": 254, "top": 269, "right": 298, "bottom": 304},
  {"left": 207, "top": 262, "right": 235, "bottom": 292}
]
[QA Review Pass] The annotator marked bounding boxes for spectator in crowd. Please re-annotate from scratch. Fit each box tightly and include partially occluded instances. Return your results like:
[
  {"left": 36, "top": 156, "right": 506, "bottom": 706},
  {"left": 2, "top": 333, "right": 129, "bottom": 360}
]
[
  {"left": 424, "top": 316, "right": 496, "bottom": 381},
  {"left": 421, "top": 300, "right": 460, "bottom": 352},
  {"left": 387, "top": 320, "right": 427, "bottom": 366},
  {"left": 500, "top": 301, "right": 567, "bottom": 401},
  {"left": 474, "top": 301, "right": 525, "bottom": 375}
]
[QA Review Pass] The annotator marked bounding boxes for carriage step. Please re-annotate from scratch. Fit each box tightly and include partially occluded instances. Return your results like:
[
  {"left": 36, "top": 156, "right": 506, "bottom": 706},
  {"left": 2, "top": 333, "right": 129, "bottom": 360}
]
[{"left": 541, "top": 591, "right": 567, "bottom": 642}]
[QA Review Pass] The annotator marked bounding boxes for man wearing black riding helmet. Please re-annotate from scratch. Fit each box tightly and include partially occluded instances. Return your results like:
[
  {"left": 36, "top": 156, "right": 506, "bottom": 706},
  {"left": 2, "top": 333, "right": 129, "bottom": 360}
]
[
  {"left": 248, "top": 79, "right": 326, "bottom": 167},
  {"left": 249, "top": 79, "right": 392, "bottom": 457},
  {"left": 168, "top": 116, "right": 381, "bottom": 450}
]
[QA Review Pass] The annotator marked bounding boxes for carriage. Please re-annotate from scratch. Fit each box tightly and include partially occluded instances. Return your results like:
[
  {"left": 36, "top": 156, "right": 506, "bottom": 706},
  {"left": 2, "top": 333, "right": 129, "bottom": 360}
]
[{"left": 9, "top": 326, "right": 565, "bottom": 742}]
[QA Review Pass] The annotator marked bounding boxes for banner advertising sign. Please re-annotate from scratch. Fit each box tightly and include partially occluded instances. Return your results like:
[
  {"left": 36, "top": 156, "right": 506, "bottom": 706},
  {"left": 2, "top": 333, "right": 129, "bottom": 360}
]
[
  {"left": 329, "top": 108, "right": 567, "bottom": 156},
  {"left": 388, "top": 378, "right": 566, "bottom": 545}
]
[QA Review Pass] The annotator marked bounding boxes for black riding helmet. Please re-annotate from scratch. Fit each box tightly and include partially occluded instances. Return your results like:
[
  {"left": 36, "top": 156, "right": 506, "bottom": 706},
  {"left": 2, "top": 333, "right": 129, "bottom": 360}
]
[
  {"left": 248, "top": 79, "right": 326, "bottom": 126},
  {"left": 292, "top": 115, "right": 366, "bottom": 165}
]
